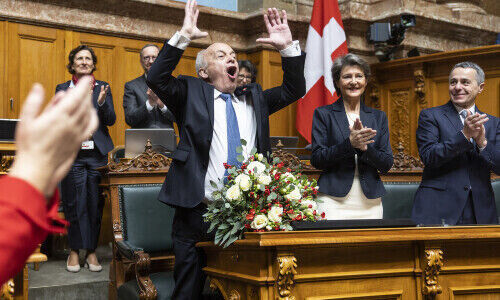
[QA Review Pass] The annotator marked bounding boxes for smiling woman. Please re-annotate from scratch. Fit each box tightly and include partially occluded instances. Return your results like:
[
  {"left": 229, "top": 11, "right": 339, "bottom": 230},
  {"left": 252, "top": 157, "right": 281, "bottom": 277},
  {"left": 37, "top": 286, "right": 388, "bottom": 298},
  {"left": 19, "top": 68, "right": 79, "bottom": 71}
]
[
  {"left": 58, "top": 44, "right": 116, "bottom": 274},
  {"left": 311, "top": 53, "right": 394, "bottom": 220}
]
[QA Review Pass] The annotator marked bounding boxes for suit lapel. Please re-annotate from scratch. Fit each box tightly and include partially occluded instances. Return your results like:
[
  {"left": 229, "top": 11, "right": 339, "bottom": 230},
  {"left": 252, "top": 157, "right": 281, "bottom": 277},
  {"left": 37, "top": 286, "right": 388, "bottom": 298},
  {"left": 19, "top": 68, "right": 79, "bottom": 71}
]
[
  {"left": 331, "top": 98, "right": 350, "bottom": 140},
  {"left": 249, "top": 87, "right": 262, "bottom": 140},
  {"left": 202, "top": 82, "right": 215, "bottom": 128},
  {"left": 92, "top": 81, "right": 100, "bottom": 108},
  {"left": 138, "top": 75, "right": 148, "bottom": 95},
  {"left": 443, "top": 101, "right": 463, "bottom": 132},
  {"left": 359, "top": 101, "right": 374, "bottom": 130}
]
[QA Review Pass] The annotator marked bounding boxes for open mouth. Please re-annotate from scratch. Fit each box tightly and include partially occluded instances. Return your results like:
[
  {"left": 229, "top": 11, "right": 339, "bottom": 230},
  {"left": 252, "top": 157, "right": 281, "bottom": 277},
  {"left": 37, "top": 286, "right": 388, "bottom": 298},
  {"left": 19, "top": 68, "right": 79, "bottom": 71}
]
[{"left": 226, "top": 66, "right": 237, "bottom": 80}]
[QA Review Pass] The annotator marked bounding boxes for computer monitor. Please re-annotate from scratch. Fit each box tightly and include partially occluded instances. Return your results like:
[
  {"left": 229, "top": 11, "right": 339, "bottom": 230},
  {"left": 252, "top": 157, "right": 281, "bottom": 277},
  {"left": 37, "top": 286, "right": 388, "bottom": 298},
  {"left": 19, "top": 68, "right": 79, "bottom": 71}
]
[
  {"left": 0, "top": 119, "right": 18, "bottom": 142},
  {"left": 125, "top": 128, "right": 176, "bottom": 159}
]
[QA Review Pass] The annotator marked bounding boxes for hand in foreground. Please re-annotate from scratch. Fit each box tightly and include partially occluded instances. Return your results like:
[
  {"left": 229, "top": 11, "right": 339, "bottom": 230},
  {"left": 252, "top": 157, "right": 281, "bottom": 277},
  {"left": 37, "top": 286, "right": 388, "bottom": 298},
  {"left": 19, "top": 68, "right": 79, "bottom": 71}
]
[
  {"left": 179, "top": 0, "right": 208, "bottom": 41},
  {"left": 97, "top": 84, "right": 109, "bottom": 105},
  {"left": 256, "top": 8, "right": 293, "bottom": 51},
  {"left": 9, "top": 77, "right": 99, "bottom": 200},
  {"left": 462, "top": 111, "right": 488, "bottom": 144},
  {"left": 349, "top": 118, "right": 376, "bottom": 151}
]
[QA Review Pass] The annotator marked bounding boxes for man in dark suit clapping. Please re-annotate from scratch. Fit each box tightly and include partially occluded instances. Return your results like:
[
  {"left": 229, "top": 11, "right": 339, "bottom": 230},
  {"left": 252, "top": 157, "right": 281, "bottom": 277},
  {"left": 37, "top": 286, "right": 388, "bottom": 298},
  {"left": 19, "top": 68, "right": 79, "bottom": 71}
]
[
  {"left": 123, "top": 44, "right": 175, "bottom": 128},
  {"left": 146, "top": 0, "right": 306, "bottom": 298},
  {"left": 412, "top": 62, "right": 499, "bottom": 225}
]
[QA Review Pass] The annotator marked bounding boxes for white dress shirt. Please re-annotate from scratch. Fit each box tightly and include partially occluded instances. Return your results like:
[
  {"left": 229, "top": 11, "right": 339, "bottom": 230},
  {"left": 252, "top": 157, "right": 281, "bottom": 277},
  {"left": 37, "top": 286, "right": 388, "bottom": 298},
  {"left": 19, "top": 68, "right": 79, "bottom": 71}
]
[{"left": 167, "top": 31, "right": 301, "bottom": 201}]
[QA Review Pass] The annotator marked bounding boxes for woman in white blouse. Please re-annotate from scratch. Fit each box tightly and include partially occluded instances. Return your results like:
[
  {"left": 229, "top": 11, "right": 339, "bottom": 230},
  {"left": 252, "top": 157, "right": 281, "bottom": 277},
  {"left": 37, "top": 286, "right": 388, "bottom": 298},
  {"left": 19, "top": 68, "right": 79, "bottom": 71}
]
[{"left": 311, "top": 54, "right": 393, "bottom": 220}]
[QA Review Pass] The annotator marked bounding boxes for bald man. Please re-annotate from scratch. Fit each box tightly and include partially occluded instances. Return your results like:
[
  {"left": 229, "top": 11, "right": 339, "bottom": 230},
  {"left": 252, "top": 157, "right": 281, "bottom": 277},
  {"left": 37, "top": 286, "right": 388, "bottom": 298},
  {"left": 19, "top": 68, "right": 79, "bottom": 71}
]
[{"left": 146, "top": 0, "right": 306, "bottom": 298}]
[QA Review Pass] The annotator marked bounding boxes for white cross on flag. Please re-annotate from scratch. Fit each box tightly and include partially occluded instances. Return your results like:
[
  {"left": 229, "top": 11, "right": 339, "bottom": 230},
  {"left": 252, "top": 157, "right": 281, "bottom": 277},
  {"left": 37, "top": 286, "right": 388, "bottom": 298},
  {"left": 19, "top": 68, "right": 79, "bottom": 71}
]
[{"left": 296, "top": 0, "right": 348, "bottom": 142}]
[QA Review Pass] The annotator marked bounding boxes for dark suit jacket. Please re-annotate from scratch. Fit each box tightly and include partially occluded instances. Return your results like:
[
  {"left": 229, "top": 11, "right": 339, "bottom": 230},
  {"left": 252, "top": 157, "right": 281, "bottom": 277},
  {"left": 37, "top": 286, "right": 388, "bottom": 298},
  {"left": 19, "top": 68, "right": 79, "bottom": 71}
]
[
  {"left": 412, "top": 101, "right": 500, "bottom": 225},
  {"left": 311, "top": 98, "right": 393, "bottom": 199},
  {"left": 146, "top": 43, "right": 306, "bottom": 208},
  {"left": 56, "top": 80, "right": 116, "bottom": 156},
  {"left": 123, "top": 74, "right": 175, "bottom": 128}
]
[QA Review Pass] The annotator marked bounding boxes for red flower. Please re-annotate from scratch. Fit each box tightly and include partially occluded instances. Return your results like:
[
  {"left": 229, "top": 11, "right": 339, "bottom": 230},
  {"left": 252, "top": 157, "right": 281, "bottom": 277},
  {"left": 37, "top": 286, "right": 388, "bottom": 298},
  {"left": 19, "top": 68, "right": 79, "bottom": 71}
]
[
  {"left": 249, "top": 209, "right": 255, "bottom": 214},
  {"left": 246, "top": 214, "right": 254, "bottom": 221},
  {"left": 244, "top": 224, "right": 251, "bottom": 229},
  {"left": 287, "top": 168, "right": 291, "bottom": 172},
  {"left": 308, "top": 204, "right": 312, "bottom": 208},
  {"left": 313, "top": 210, "right": 317, "bottom": 215},
  {"left": 321, "top": 212, "right": 325, "bottom": 218},
  {"left": 260, "top": 209, "right": 267, "bottom": 213}
]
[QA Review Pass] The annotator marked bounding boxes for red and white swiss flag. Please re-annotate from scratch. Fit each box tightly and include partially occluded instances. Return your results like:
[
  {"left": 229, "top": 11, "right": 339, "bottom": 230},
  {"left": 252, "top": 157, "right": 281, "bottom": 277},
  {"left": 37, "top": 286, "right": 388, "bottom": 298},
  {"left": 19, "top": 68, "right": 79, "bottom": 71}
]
[{"left": 296, "top": 0, "right": 348, "bottom": 142}]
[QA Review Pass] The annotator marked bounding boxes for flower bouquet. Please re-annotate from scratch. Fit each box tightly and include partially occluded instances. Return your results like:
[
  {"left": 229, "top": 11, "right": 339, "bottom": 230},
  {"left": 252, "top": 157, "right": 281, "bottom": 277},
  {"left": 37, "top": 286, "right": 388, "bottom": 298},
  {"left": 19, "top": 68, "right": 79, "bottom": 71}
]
[{"left": 204, "top": 142, "right": 324, "bottom": 247}]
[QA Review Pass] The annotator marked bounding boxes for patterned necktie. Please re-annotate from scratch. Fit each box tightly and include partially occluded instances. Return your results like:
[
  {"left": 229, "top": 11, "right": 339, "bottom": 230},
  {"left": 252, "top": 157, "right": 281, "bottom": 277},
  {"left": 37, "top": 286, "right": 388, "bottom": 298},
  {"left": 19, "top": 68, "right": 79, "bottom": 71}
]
[
  {"left": 460, "top": 109, "right": 474, "bottom": 144},
  {"left": 220, "top": 93, "right": 242, "bottom": 177}
]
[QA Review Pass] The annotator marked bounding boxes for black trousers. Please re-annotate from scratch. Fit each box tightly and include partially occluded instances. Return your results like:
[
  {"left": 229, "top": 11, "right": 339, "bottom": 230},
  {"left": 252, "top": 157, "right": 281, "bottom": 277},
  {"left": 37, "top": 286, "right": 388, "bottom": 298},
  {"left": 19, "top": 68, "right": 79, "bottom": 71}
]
[
  {"left": 171, "top": 203, "right": 214, "bottom": 300},
  {"left": 61, "top": 148, "right": 107, "bottom": 251}
]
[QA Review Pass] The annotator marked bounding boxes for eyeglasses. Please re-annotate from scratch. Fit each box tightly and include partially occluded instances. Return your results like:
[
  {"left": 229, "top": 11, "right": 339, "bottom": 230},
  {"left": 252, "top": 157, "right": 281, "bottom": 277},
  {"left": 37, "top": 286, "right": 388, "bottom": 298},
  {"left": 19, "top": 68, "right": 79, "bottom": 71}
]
[
  {"left": 237, "top": 74, "right": 252, "bottom": 80},
  {"left": 142, "top": 56, "right": 157, "bottom": 62}
]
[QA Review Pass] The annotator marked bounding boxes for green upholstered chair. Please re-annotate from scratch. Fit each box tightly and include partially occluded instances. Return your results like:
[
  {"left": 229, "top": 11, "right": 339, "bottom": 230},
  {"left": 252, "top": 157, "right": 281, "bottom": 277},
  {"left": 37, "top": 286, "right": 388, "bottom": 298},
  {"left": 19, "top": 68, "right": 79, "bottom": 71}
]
[
  {"left": 115, "top": 184, "right": 175, "bottom": 300},
  {"left": 382, "top": 182, "right": 420, "bottom": 219},
  {"left": 492, "top": 179, "right": 500, "bottom": 220}
]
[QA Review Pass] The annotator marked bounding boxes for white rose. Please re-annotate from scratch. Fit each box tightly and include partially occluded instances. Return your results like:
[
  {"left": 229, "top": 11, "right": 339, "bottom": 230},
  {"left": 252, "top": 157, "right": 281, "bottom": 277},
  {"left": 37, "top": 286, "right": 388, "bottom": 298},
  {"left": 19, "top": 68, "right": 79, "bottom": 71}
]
[
  {"left": 246, "top": 161, "right": 266, "bottom": 175},
  {"left": 225, "top": 184, "right": 241, "bottom": 201},
  {"left": 281, "top": 172, "right": 295, "bottom": 182},
  {"left": 301, "top": 200, "right": 317, "bottom": 211},
  {"left": 267, "top": 206, "right": 283, "bottom": 223},
  {"left": 284, "top": 187, "right": 302, "bottom": 201},
  {"left": 251, "top": 214, "right": 268, "bottom": 230},
  {"left": 235, "top": 174, "right": 251, "bottom": 191},
  {"left": 257, "top": 153, "right": 264, "bottom": 161},
  {"left": 257, "top": 174, "right": 272, "bottom": 185},
  {"left": 265, "top": 225, "right": 273, "bottom": 231}
]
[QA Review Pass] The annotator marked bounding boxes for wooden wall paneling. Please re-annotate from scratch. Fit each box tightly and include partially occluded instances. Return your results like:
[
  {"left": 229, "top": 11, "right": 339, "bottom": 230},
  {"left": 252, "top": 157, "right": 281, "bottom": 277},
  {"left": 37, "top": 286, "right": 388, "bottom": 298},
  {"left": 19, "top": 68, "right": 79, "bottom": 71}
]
[
  {"left": 0, "top": 21, "right": 6, "bottom": 118},
  {"left": 7, "top": 23, "right": 65, "bottom": 118}
]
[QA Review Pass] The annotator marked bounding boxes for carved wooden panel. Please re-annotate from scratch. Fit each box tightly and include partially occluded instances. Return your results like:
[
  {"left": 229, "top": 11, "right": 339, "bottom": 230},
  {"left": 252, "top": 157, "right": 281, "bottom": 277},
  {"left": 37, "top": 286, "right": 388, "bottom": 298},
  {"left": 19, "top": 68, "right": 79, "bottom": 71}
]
[
  {"left": 305, "top": 290, "right": 403, "bottom": 300},
  {"left": 449, "top": 285, "right": 500, "bottom": 300},
  {"left": 389, "top": 89, "right": 411, "bottom": 152}
]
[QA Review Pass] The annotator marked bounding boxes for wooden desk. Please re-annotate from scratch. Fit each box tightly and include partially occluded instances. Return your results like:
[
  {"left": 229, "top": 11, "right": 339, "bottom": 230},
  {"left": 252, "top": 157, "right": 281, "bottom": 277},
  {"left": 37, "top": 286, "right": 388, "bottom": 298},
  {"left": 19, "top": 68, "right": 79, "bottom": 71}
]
[{"left": 199, "top": 226, "right": 500, "bottom": 300}]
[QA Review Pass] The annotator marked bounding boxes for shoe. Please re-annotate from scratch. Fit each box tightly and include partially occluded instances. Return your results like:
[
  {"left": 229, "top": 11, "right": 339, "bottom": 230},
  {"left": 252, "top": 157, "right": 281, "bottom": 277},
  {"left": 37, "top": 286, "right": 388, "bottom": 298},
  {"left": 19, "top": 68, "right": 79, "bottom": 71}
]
[
  {"left": 66, "top": 256, "right": 80, "bottom": 273},
  {"left": 85, "top": 259, "right": 102, "bottom": 272}
]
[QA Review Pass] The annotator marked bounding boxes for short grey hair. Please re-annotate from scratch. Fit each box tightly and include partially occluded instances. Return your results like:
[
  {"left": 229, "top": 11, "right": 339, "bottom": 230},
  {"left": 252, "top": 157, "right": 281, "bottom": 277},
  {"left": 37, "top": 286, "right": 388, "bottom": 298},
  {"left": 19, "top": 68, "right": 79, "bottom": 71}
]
[
  {"left": 140, "top": 44, "right": 159, "bottom": 58},
  {"left": 331, "top": 54, "right": 371, "bottom": 92},
  {"left": 450, "top": 61, "right": 485, "bottom": 84},
  {"left": 195, "top": 50, "right": 207, "bottom": 75}
]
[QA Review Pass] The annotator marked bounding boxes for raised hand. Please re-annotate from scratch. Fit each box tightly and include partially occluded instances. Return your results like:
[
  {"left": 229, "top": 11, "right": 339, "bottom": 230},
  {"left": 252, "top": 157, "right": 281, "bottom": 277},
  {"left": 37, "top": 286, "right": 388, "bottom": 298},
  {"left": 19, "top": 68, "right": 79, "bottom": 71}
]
[
  {"left": 97, "top": 84, "right": 109, "bottom": 105},
  {"left": 147, "top": 88, "right": 158, "bottom": 107},
  {"left": 256, "top": 8, "right": 293, "bottom": 51},
  {"left": 349, "top": 118, "right": 377, "bottom": 151},
  {"left": 9, "top": 77, "right": 98, "bottom": 199},
  {"left": 462, "top": 111, "right": 488, "bottom": 141},
  {"left": 179, "top": 0, "right": 208, "bottom": 41}
]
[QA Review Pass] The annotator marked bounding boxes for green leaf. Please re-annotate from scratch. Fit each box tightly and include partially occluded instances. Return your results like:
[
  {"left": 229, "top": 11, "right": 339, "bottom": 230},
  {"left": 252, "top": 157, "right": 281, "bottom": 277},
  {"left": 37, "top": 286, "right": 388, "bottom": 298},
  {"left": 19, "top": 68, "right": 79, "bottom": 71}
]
[
  {"left": 258, "top": 184, "right": 265, "bottom": 192},
  {"left": 240, "top": 139, "right": 247, "bottom": 146},
  {"left": 237, "top": 155, "right": 244, "bottom": 163},
  {"left": 221, "top": 230, "right": 232, "bottom": 245},
  {"left": 273, "top": 157, "right": 280, "bottom": 165},
  {"left": 224, "top": 235, "right": 239, "bottom": 248},
  {"left": 218, "top": 223, "right": 229, "bottom": 230},
  {"left": 225, "top": 203, "right": 231, "bottom": 209},
  {"left": 210, "top": 180, "right": 218, "bottom": 189},
  {"left": 250, "top": 148, "right": 257, "bottom": 155},
  {"left": 208, "top": 221, "right": 219, "bottom": 233},
  {"left": 236, "top": 145, "right": 243, "bottom": 153},
  {"left": 268, "top": 192, "right": 277, "bottom": 200}
]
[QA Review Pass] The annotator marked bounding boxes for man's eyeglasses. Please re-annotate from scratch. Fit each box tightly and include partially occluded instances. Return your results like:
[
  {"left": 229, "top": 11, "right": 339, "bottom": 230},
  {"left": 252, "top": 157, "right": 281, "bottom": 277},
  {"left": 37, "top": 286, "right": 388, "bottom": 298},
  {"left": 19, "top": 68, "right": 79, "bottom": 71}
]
[{"left": 142, "top": 56, "right": 157, "bottom": 62}]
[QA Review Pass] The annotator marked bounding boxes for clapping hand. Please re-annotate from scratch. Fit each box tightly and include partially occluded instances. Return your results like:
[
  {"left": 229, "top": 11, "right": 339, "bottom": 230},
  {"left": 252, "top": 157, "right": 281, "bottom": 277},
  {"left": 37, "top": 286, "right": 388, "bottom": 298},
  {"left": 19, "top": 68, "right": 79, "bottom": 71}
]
[
  {"left": 179, "top": 0, "right": 208, "bottom": 41},
  {"left": 349, "top": 118, "right": 377, "bottom": 151},
  {"left": 10, "top": 77, "right": 98, "bottom": 199},
  {"left": 256, "top": 8, "right": 293, "bottom": 51},
  {"left": 147, "top": 88, "right": 159, "bottom": 107},
  {"left": 97, "top": 84, "right": 109, "bottom": 105},
  {"left": 462, "top": 110, "right": 488, "bottom": 148}
]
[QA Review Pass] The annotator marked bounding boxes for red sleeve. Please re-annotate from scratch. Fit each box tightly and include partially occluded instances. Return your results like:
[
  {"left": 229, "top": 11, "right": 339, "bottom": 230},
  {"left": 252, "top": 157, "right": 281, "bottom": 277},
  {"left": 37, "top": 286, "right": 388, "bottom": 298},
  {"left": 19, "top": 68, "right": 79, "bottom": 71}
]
[{"left": 0, "top": 176, "right": 67, "bottom": 285}]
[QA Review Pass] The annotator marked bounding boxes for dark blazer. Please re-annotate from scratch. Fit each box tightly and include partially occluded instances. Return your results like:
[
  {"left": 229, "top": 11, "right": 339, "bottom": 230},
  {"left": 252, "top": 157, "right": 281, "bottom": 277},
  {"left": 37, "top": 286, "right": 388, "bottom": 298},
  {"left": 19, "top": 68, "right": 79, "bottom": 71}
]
[
  {"left": 412, "top": 101, "right": 499, "bottom": 225},
  {"left": 56, "top": 80, "right": 116, "bottom": 155},
  {"left": 311, "top": 98, "right": 393, "bottom": 199},
  {"left": 146, "top": 43, "right": 306, "bottom": 208},
  {"left": 123, "top": 74, "right": 175, "bottom": 128}
]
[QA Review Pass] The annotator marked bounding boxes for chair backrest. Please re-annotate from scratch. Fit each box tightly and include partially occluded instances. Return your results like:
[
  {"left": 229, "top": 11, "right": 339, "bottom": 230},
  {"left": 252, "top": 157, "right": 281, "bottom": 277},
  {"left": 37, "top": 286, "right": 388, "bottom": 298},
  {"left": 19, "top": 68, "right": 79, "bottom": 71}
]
[
  {"left": 382, "top": 182, "right": 420, "bottom": 219},
  {"left": 119, "top": 184, "right": 175, "bottom": 252},
  {"left": 492, "top": 178, "right": 500, "bottom": 219}
]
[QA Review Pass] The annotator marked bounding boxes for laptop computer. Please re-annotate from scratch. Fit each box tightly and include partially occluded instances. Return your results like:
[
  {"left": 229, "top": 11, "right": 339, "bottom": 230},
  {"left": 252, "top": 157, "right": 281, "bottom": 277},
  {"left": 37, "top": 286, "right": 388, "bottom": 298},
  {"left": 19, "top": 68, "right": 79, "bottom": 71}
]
[
  {"left": 0, "top": 119, "right": 18, "bottom": 142},
  {"left": 125, "top": 128, "right": 176, "bottom": 159}
]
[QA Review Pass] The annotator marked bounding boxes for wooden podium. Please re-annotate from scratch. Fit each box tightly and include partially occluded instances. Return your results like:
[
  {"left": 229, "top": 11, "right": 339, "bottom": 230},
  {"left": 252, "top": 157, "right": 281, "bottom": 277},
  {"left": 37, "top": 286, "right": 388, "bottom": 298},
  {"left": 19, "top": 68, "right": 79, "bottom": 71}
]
[{"left": 198, "top": 226, "right": 500, "bottom": 300}]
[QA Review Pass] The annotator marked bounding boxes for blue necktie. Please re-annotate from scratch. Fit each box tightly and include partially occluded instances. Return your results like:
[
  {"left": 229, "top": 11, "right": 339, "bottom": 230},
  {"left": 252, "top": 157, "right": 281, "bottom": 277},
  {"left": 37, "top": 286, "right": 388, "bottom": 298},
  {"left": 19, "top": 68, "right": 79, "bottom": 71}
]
[{"left": 220, "top": 93, "right": 242, "bottom": 177}]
